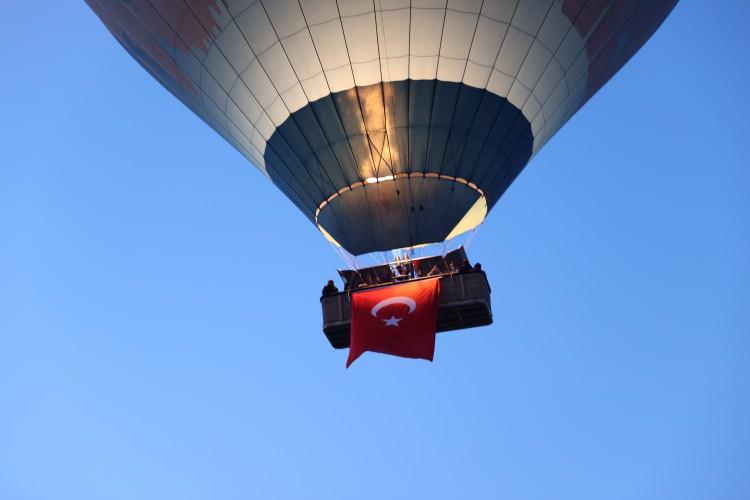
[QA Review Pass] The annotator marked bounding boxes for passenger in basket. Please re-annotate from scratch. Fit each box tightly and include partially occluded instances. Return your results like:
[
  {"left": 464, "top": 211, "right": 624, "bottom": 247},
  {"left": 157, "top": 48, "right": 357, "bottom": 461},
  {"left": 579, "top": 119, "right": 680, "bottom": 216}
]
[{"left": 321, "top": 279, "right": 339, "bottom": 297}]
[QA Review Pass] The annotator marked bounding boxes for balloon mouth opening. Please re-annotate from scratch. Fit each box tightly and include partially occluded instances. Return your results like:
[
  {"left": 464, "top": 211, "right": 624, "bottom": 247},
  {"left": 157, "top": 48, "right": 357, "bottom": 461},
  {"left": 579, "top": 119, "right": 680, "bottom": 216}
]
[
  {"left": 314, "top": 172, "right": 484, "bottom": 222},
  {"left": 315, "top": 173, "right": 487, "bottom": 255}
]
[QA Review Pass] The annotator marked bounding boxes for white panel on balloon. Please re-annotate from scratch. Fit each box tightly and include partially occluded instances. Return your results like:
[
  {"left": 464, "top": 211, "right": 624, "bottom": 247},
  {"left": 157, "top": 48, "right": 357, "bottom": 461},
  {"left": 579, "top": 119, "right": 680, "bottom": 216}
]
[
  {"left": 243, "top": 59, "right": 277, "bottom": 108},
  {"left": 376, "top": 7, "right": 410, "bottom": 82},
  {"left": 216, "top": 23, "right": 254, "bottom": 75},
  {"left": 259, "top": 42, "right": 297, "bottom": 93},
  {"left": 342, "top": 11, "right": 381, "bottom": 86},
  {"left": 437, "top": 9, "right": 478, "bottom": 82},
  {"left": 236, "top": 3, "right": 277, "bottom": 55},
  {"left": 495, "top": 26, "right": 534, "bottom": 79},
  {"left": 512, "top": 0, "right": 554, "bottom": 35},
  {"left": 409, "top": 7, "right": 445, "bottom": 80},
  {"left": 203, "top": 44, "right": 235, "bottom": 92},
  {"left": 518, "top": 41, "right": 553, "bottom": 92},
  {"left": 481, "top": 0, "right": 515, "bottom": 24}
]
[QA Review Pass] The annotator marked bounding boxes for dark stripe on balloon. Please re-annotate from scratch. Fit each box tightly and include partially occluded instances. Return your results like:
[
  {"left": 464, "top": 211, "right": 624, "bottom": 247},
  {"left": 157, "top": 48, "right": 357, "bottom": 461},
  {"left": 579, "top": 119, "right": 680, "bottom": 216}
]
[{"left": 265, "top": 79, "right": 533, "bottom": 254}]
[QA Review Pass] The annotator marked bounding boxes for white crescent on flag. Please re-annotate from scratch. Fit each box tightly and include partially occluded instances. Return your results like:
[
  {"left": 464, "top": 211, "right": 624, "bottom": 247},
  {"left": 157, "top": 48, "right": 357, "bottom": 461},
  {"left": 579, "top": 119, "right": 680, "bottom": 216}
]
[{"left": 371, "top": 296, "right": 417, "bottom": 318}]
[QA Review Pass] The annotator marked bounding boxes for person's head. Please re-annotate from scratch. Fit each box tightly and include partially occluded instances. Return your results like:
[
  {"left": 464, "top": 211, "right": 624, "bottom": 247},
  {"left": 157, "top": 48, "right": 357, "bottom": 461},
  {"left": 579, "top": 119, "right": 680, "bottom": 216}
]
[{"left": 327, "top": 279, "right": 334, "bottom": 286}]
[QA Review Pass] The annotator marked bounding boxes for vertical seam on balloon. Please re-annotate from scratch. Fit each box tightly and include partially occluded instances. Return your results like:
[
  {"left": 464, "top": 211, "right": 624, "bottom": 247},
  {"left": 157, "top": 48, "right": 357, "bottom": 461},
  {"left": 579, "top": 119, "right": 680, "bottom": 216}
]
[
  {"left": 434, "top": 0, "right": 486, "bottom": 180},
  {"left": 372, "top": 0, "right": 418, "bottom": 254},
  {"left": 296, "top": 1, "right": 385, "bottom": 253},
  {"left": 439, "top": 0, "right": 523, "bottom": 213},
  {"left": 440, "top": 0, "right": 520, "bottom": 187},
  {"left": 406, "top": 1, "right": 412, "bottom": 251},
  {"left": 334, "top": 0, "right": 390, "bottom": 254},
  {"left": 421, "top": 5, "right": 449, "bottom": 176}
]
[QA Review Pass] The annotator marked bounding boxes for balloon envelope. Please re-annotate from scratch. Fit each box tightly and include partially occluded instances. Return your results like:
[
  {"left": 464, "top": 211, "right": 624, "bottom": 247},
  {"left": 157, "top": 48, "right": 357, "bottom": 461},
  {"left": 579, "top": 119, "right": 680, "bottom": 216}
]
[{"left": 88, "top": 0, "right": 677, "bottom": 255}]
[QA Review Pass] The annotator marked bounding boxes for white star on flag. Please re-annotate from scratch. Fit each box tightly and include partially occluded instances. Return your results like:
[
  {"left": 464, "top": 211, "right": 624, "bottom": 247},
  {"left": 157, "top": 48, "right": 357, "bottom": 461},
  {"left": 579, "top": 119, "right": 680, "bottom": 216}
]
[{"left": 383, "top": 316, "right": 402, "bottom": 327}]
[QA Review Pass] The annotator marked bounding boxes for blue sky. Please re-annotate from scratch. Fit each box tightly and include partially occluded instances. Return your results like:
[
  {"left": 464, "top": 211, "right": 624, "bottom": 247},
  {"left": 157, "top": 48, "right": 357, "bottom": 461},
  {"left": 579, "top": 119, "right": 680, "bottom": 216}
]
[{"left": 1, "top": 2, "right": 748, "bottom": 499}]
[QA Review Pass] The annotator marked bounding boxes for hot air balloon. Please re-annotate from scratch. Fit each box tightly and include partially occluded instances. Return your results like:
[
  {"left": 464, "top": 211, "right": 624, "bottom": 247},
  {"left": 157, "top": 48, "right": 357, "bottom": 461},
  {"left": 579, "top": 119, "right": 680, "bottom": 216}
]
[{"left": 87, "top": 0, "right": 677, "bottom": 348}]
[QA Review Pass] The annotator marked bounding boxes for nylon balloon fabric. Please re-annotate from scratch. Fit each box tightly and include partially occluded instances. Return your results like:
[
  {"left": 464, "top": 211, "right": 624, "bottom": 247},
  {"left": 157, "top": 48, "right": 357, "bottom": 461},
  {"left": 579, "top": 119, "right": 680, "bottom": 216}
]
[{"left": 87, "top": 0, "right": 678, "bottom": 255}]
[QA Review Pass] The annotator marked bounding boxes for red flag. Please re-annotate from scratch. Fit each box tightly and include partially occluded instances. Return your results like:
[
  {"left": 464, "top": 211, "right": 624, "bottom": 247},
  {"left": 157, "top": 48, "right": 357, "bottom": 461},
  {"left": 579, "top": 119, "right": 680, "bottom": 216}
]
[{"left": 347, "top": 278, "right": 441, "bottom": 367}]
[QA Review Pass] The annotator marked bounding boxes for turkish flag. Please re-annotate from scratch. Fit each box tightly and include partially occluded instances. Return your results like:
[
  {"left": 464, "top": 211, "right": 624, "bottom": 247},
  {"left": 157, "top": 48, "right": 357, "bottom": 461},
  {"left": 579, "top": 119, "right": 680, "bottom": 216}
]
[{"left": 347, "top": 278, "right": 441, "bottom": 367}]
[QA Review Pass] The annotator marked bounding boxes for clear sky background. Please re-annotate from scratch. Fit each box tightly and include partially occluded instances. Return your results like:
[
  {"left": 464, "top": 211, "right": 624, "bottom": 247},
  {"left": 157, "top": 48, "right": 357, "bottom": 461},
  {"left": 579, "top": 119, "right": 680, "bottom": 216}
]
[{"left": 1, "top": 2, "right": 748, "bottom": 499}]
